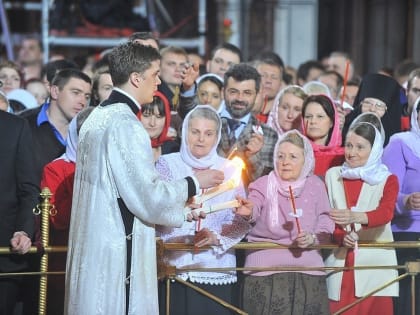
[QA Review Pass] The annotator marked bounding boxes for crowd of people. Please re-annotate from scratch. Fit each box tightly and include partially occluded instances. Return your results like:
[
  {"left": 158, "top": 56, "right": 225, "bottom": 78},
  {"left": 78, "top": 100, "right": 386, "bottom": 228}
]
[{"left": 0, "top": 31, "right": 419, "bottom": 315}]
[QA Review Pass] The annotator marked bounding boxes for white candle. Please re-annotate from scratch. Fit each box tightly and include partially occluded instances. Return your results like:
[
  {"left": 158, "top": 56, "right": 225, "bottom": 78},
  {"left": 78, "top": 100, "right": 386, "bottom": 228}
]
[
  {"left": 194, "top": 179, "right": 236, "bottom": 204},
  {"left": 193, "top": 156, "right": 245, "bottom": 204},
  {"left": 184, "top": 200, "right": 240, "bottom": 220}
]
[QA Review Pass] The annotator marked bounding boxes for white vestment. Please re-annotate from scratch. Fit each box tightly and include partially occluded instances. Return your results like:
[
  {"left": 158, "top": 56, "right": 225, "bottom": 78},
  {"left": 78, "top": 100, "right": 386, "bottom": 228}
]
[{"left": 64, "top": 103, "right": 189, "bottom": 315}]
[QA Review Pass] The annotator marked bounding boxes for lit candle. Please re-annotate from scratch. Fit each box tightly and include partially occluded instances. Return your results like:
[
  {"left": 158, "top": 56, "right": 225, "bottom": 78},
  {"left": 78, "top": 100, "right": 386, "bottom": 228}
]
[
  {"left": 194, "top": 179, "right": 236, "bottom": 204},
  {"left": 184, "top": 200, "right": 240, "bottom": 220},
  {"left": 226, "top": 145, "right": 238, "bottom": 160},
  {"left": 193, "top": 157, "right": 245, "bottom": 204}
]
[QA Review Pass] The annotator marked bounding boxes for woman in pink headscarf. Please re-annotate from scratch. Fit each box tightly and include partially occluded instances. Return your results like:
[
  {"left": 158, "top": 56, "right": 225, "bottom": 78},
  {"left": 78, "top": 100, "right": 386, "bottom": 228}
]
[
  {"left": 301, "top": 94, "right": 345, "bottom": 177},
  {"left": 267, "top": 85, "right": 308, "bottom": 136},
  {"left": 241, "top": 130, "right": 334, "bottom": 315}
]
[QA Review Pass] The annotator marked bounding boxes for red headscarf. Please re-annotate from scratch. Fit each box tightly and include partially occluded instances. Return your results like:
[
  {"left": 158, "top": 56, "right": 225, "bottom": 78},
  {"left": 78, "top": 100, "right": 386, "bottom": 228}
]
[{"left": 137, "top": 90, "right": 172, "bottom": 148}]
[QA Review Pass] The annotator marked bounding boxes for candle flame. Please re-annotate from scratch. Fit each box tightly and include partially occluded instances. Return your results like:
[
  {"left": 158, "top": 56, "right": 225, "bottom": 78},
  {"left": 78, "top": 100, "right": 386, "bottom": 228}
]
[
  {"left": 226, "top": 145, "right": 238, "bottom": 160},
  {"left": 192, "top": 157, "right": 246, "bottom": 204},
  {"left": 227, "top": 156, "right": 245, "bottom": 186}
]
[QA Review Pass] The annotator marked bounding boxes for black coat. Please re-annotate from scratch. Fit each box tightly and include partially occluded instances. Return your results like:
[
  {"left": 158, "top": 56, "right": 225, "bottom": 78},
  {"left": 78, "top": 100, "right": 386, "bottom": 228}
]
[{"left": 0, "top": 111, "right": 39, "bottom": 272}]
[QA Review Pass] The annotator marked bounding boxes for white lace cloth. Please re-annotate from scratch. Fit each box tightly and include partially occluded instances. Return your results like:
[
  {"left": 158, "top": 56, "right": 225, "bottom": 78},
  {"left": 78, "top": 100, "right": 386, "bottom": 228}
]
[{"left": 156, "top": 153, "right": 250, "bottom": 285}]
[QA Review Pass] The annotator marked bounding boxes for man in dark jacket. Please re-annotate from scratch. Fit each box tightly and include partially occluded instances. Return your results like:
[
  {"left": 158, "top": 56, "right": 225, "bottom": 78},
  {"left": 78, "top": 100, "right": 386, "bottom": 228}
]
[{"left": 0, "top": 111, "right": 39, "bottom": 314}]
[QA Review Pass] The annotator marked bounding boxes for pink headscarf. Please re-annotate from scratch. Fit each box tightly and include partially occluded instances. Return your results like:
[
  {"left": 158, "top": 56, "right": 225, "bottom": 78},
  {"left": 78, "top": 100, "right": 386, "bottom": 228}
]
[
  {"left": 265, "top": 130, "right": 315, "bottom": 229},
  {"left": 267, "top": 129, "right": 315, "bottom": 195},
  {"left": 267, "top": 85, "right": 306, "bottom": 135},
  {"left": 302, "top": 94, "right": 343, "bottom": 151}
]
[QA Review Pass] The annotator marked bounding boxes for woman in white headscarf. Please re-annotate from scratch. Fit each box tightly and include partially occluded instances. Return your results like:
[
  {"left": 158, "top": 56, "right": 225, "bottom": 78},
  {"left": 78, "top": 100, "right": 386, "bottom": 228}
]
[
  {"left": 241, "top": 130, "right": 334, "bottom": 315},
  {"left": 382, "top": 97, "right": 420, "bottom": 315},
  {"left": 155, "top": 105, "right": 251, "bottom": 315},
  {"left": 325, "top": 122, "right": 399, "bottom": 315}
]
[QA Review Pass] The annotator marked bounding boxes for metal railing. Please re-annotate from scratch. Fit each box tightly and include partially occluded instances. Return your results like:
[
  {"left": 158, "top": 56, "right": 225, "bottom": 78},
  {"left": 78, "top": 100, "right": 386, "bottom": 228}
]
[{"left": 1, "top": 188, "right": 419, "bottom": 315}]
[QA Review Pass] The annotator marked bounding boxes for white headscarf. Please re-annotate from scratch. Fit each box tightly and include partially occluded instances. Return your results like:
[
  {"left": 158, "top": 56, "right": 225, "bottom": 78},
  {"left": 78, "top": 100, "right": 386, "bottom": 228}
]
[
  {"left": 303, "top": 80, "right": 331, "bottom": 97},
  {"left": 340, "top": 122, "right": 390, "bottom": 185},
  {"left": 390, "top": 97, "right": 420, "bottom": 159},
  {"left": 196, "top": 73, "right": 224, "bottom": 85},
  {"left": 61, "top": 115, "right": 78, "bottom": 163},
  {"left": 180, "top": 105, "right": 222, "bottom": 169},
  {"left": 349, "top": 112, "right": 386, "bottom": 146}
]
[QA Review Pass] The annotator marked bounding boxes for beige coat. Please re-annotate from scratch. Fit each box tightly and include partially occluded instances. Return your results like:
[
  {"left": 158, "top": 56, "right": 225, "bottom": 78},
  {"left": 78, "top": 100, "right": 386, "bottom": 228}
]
[{"left": 324, "top": 167, "right": 398, "bottom": 301}]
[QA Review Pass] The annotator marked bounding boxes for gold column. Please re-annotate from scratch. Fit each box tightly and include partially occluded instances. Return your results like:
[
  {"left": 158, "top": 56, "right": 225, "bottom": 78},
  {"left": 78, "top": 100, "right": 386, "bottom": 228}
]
[{"left": 33, "top": 187, "right": 55, "bottom": 315}]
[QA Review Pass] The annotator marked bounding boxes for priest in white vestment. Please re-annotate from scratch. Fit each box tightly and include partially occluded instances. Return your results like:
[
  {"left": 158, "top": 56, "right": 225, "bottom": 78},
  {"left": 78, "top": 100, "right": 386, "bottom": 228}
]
[{"left": 64, "top": 42, "right": 224, "bottom": 315}]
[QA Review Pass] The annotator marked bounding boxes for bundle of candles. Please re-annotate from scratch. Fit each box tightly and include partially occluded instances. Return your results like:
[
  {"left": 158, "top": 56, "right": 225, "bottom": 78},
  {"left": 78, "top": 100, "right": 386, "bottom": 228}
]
[{"left": 184, "top": 157, "right": 245, "bottom": 220}]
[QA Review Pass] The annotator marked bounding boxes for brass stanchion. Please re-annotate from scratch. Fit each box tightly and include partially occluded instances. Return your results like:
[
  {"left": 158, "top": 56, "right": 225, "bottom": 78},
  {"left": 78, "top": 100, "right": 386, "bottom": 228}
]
[{"left": 33, "top": 187, "right": 56, "bottom": 315}]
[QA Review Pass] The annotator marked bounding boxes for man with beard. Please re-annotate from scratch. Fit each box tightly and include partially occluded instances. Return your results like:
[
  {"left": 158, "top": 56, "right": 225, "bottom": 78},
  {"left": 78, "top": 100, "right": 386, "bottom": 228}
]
[{"left": 218, "top": 63, "right": 278, "bottom": 182}]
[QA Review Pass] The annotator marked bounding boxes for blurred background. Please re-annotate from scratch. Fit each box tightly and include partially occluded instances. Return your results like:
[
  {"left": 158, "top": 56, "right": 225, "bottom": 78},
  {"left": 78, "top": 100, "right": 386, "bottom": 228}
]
[{"left": 1, "top": 0, "right": 419, "bottom": 75}]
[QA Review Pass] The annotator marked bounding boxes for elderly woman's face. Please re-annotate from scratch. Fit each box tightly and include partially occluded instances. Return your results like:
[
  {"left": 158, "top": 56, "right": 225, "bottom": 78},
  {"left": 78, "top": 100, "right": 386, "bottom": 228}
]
[
  {"left": 344, "top": 131, "right": 372, "bottom": 168},
  {"left": 187, "top": 117, "right": 218, "bottom": 158},
  {"left": 277, "top": 92, "right": 304, "bottom": 132},
  {"left": 275, "top": 141, "right": 305, "bottom": 181}
]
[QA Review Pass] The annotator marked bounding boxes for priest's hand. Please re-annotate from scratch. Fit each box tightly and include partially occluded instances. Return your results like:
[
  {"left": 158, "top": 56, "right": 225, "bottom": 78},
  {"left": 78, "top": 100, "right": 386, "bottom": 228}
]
[
  {"left": 194, "top": 169, "right": 224, "bottom": 189},
  {"left": 10, "top": 231, "right": 31, "bottom": 254}
]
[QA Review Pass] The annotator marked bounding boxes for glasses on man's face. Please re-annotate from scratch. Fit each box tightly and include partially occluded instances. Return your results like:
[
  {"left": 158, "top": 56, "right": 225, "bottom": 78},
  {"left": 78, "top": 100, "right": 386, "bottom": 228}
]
[{"left": 360, "top": 100, "right": 387, "bottom": 112}]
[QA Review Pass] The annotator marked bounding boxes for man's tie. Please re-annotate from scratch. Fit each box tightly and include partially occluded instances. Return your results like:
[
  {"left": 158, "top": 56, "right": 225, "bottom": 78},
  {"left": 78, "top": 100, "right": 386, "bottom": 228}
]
[{"left": 226, "top": 118, "right": 243, "bottom": 145}]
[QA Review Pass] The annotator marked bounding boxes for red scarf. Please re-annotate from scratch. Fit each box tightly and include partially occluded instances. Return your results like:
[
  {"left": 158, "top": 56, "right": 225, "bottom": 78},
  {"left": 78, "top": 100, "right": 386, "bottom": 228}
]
[{"left": 137, "top": 91, "right": 172, "bottom": 148}]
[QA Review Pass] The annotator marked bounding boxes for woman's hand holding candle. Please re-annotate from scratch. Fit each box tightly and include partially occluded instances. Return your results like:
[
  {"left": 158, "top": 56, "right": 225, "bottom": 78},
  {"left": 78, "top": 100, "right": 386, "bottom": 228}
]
[
  {"left": 185, "top": 202, "right": 207, "bottom": 222},
  {"left": 296, "top": 231, "right": 316, "bottom": 248},
  {"left": 194, "top": 228, "right": 220, "bottom": 247},
  {"left": 343, "top": 231, "right": 359, "bottom": 249},
  {"left": 233, "top": 195, "right": 254, "bottom": 221}
]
